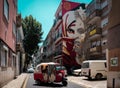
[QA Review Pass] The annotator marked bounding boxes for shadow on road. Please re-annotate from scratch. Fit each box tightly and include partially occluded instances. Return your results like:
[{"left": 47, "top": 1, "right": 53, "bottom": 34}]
[
  {"left": 82, "top": 78, "right": 107, "bottom": 81},
  {"left": 33, "top": 83, "right": 65, "bottom": 87}
]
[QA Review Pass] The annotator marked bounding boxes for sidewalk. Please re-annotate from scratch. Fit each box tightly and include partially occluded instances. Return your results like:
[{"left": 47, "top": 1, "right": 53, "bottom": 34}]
[
  {"left": 2, "top": 73, "right": 28, "bottom": 88},
  {"left": 68, "top": 76, "right": 107, "bottom": 88}
]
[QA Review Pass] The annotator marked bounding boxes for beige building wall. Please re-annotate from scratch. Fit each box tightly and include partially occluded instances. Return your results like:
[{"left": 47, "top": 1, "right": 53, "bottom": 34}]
[
  {"left": 0, "top": 68, "right": 14, "bottom": 87},
  {"left": 107, "top": 0, "right": 120, "bottom": 87}
]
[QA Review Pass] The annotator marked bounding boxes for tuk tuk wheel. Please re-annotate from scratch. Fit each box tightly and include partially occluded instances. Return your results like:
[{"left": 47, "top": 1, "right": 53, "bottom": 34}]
[
  {"left": 35, "top": 80, "right": 41, "bottom": 85},
  {"left": 62, "top": 81, "right": 68, "bottom": 86}
]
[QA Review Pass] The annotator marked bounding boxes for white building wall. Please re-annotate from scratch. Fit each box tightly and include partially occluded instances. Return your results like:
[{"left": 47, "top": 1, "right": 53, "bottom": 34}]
[{"left": 0, "top": 67, "right": 14, "bottom": 87}]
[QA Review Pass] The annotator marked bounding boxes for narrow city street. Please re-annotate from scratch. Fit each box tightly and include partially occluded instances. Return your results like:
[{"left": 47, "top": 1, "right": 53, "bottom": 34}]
[
  {"left": 1, "top": 0, "right": 120, "bottom": 88},
  {"left": 26, "top": 74, "right": 106, "bottom": 88}
]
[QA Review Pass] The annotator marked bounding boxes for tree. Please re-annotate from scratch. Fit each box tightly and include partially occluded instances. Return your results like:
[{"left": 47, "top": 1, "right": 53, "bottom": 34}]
[{"left": 22, "top": 15, "right": 43, "bottom": 58}]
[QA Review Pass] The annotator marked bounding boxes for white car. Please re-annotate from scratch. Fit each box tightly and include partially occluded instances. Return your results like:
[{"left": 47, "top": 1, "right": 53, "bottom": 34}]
[
  {"left": 72, "top": 69, "right": 81, "bottom": 76},
  {"left": 27, "top": 67, "right": 34, "bottom": 73}
]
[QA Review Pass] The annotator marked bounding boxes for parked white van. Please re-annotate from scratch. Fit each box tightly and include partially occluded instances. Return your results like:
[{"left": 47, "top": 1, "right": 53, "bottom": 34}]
[{"left": 81, "top": 60, "right": 107, "bottom": 80}]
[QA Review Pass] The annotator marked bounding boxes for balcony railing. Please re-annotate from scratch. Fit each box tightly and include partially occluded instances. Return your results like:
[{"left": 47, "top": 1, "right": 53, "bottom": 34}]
[
  {"left": 54, "top": 50, "right": 62, "bottom": 56},
  {"left": 86, "top": 10, "right": 102, "bottom": 24},
  {"left": 53, "top": 16, "right": 62, "bottom": 29},
  {"left": 16, "top": 43, "right": 21, "bottom": 51},
  {"left": 88, "top": 27, "right": 102, "bottom": 40},
  {"left": 90, "top": 46, "right": 102, "bottom": 55}
]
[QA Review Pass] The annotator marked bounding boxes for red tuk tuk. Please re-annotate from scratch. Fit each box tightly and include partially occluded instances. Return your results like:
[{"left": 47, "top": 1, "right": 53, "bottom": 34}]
[{"left": 34, "top": 62, "right": 68, "bottom": 86}]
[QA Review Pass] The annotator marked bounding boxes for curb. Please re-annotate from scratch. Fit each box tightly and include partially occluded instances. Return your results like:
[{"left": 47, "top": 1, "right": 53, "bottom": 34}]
[
  {"left": 22, "top": 74, "right": 30, "bottom": 88},
  {"left": 2, "top": 73, "right": 28, "bottom": 88}
]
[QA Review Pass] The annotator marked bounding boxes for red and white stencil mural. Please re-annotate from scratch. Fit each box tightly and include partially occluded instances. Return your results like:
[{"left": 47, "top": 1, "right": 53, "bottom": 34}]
[{"left": 62, "top": 1, "right": 86, "bottom": 67}]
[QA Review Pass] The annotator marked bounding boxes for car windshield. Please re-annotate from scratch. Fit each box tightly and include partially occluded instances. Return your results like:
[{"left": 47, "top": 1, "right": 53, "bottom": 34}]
[
  {"left": 56, "top": 66, "right": 66, "bottom": 71},
  {"left": 82, "top": 62, "right": 89, "bottom": 68}
]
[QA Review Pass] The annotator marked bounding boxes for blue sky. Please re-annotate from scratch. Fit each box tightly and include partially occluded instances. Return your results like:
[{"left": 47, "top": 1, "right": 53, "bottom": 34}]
[{"left": 18, "top": 0, "right": 92, "bottom": 41}]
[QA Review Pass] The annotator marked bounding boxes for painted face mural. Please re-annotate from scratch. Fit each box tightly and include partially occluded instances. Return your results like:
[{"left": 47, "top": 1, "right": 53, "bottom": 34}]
[{"left": 62, "top": 3, "right": 86, "bottom": 65}]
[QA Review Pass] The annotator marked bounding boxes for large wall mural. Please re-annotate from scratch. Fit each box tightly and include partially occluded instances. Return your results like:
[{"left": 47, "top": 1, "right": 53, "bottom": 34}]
[{"left": 62, "top": 1, "right": 86, "bottom": 66}]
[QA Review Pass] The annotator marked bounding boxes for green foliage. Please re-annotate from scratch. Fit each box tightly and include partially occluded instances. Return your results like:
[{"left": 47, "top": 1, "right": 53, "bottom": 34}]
[{"left": 22, "top": 15, "right": 43, "bottom": 56}]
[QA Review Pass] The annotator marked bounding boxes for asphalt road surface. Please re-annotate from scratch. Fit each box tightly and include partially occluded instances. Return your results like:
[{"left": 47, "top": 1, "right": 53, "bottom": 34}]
[{"left": 26, "top": 73, "right": 85, "bottom": 88}]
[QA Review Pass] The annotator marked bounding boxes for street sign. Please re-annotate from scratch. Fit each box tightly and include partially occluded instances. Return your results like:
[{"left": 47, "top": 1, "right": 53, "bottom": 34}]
[{"left": 110, "top": 57, "right": 118, "bottom": 66}]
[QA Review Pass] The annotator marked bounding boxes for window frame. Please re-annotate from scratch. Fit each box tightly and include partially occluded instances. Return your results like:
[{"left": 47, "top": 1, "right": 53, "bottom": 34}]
[
  {"left": 101, "top": 17, "right": 108, "bottom": 28},
  {"left": 13, "top": 21, "right": 16, "bottom": 37},
  {"left": 4, "top": 0, "right": 9, "bottom": 21},
  {"left": 1, "top": 45, "right": 8, "bottom": 67},
  {"left": 0, "top": 43, "right": 1, "bottom": 66},
  {"left": 12, "top": 54, "right": 16, "bottom": 68}
]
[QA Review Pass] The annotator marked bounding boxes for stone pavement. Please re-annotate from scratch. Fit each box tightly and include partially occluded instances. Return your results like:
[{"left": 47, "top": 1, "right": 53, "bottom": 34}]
[
  {"left": 68, "top": 76, "right": 107, "bottom": 88},
  {"left": 2, "top": 73, "right": 28, "bottom": 88}
]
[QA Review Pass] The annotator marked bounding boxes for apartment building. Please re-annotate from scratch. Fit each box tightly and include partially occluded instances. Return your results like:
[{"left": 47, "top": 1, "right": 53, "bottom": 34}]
[
  {"left": 85, "top": 0, "right": 110, "bottom": 60},
  {"left": 42, "top": 0, "right": 86, "bottom": 73},
  {"left": 107, "top": 0, "right": 120, "bottom": 87},
  {"left": 42, "top": 27, "right": 55, "bottom": 62},
  {"left": 0, "top": 0, "right": 20, "bottom": 87},
  {"left": 33, "top": 46, "right": 44, "bottom": 66},
  {"left": 16, "top": 14, "right": 25, "bottom": 74}
]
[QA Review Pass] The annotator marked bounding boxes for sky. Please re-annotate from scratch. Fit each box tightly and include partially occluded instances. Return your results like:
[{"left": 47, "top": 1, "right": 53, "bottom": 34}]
[{"left": 18, "top": 0, "right": 92, "bottom": 42}]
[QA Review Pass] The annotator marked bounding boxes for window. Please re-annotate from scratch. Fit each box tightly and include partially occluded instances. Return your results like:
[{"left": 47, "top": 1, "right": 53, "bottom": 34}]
[
  {"left": 82, "top": 62, "right": 89, "bottom": 68},
  {"left": 13, "top": 22, "right": 16, "bottom": 37},
  {"left": 96, "top": 41, "right": 101, "bottom": 46},
  {"left": 12, "top": 55, "right": 16, "bottom": 68},
  {"left": 8, "top": 50, "right": 12, "bottom": 67},
  {"left": 91, "top": 41, "right": 96, "bottom": 48},
  {"left": 4, "top": 0, "right": 9, "bottom": 21},
  {"left": 13, "top": 0, "right": 17, "bottom": 7},
  {"left": 0, "top": 44, "right": 1, "bottom": 66},
  {"left": 101, "top": 17, "right": 108, "bottom": 28},
  {"left": 101, "top": 0, "right": 108, "bottom": 9},
  {"left": 1, "top": 45, "right": 8, "bottom": 67}
]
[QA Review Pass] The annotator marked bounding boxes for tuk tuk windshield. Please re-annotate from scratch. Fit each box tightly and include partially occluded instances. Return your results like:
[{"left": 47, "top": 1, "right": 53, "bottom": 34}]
[{"left": 56, "top": 66, "right": 66, "bottom": 71}]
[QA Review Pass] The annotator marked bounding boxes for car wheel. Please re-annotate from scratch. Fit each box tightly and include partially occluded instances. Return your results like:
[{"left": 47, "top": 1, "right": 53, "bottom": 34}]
[
  {"left": 88, "top": 77, "right": 92, "bottom": 80},
  {"left": 36, "top": 80, "right": 41, "bottom": 85},
  {"left": 95, "top": 73, "right": 102, "bottom": 80},
  {"left": 78, "top": 72, "right": 81, "bottom": 76}
]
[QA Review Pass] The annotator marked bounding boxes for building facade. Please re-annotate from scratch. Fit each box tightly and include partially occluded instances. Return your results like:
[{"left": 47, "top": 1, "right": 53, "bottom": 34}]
[
  {"left": 42, "top": 0, "right": 86, "bottom": 73},
  {"left": 42, "top": 26, "right": 56, "bottom": 62},
  {"left": 33, "top": 46, "right": 44, "bottom": 66},
  {"left": 0, "top": 0, "right": 19, "bottom": 87},
  {"left": 107, "top": 0, "right": 120, "bottom": 87},
  {"left": 16, "top": 14, "right": 25, "bottom": 74},
  {"left": 85, "top": 0, "right": 110, "bottom": 60}
]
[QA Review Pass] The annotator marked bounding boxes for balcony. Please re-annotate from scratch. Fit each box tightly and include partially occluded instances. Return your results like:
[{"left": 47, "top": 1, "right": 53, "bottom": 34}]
[
  {"left": 53, "top": 16, "right": 62, "bottom": 30},
  {"left": 88, "top": 27, "right": 102, "bottom": 40},
  {"left": 90, "top": 46, "right": 102, "bottom": 55},
  {"left": 55, "top": 37, "right": 62, "bottom": 45},
  {"left": 16, "top": 43, "right": 21, "bottom": 51},
  {"left": 87, "top": 10, "right": 102, "bottom": 24},
  {"left": 55, "top": 50, "right": 62, "bottom": 56},
  {"left": 86, "top": 1, "right": 102, "bottom": 24},
  {"left": 16, "top": 14, "right": 22, "bottom": 27},
  {"left": 16, "top": 43, "right": 24, "bottom": 52}
]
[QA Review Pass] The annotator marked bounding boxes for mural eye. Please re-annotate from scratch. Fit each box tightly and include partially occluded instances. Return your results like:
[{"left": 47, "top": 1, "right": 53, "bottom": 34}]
[
  {"left": 67, "top": 28, "right": 75, "bottom": 34},
  {"left": 77, "top": 28, "right": 84, "bottom": 34}
]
